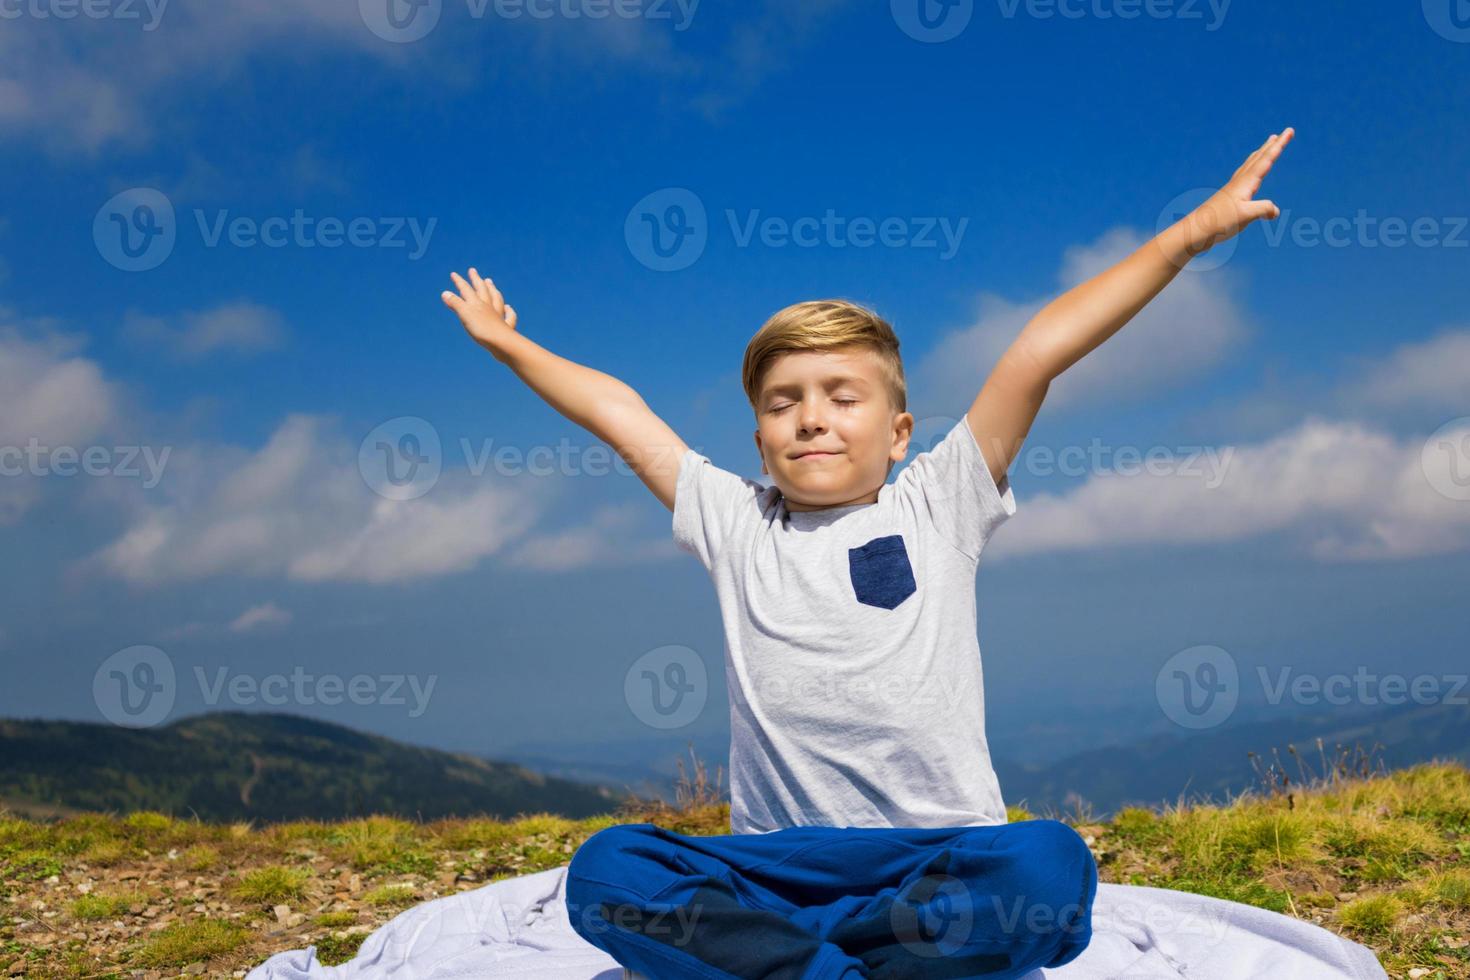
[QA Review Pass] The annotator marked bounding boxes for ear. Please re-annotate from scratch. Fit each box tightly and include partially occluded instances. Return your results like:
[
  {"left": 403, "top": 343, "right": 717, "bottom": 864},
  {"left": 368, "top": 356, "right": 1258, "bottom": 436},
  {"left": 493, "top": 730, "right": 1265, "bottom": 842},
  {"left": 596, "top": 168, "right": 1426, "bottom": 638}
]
[
  {"left": 891, "top": 412, "right": 914, "bottom": 463},
  {"left": 754, "top": 429, "right": 767, "bottom": 474}
]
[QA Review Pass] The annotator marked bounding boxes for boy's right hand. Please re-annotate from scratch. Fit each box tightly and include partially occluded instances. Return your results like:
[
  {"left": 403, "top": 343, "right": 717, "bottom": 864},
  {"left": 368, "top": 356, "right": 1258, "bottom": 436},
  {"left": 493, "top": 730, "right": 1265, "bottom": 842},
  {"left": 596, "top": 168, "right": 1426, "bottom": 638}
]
[{"left": 442, "top": 267, "right": 519, "bottom": 358}]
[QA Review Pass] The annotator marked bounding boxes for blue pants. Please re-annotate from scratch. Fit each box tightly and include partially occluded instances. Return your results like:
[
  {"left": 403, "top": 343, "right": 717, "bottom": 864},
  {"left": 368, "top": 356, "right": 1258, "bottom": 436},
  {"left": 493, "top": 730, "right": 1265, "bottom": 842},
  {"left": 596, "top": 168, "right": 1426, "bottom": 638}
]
[{"left": 566, "top": 819, "right": 1097, "bottom": 979}]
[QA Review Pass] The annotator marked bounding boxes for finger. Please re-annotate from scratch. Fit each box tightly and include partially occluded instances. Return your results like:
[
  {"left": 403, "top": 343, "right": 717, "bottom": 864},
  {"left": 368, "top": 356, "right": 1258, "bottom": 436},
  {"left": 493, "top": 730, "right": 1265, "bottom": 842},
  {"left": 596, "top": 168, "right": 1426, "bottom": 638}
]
[
  {"left": 484, "top": 276, "right": 505, "bottom": 315},
  {"left": 504, "top": 304, "right": 518, "bottom": 330},
  {"left": 469, "top": 267, "right": 492, "bottom": 303},
  {"left": 1234, "top": 136, "right": 1274, "bottom": 178},
  {"left": 441, "top": 289, "right": 464, "bottom": 312},
  {"left": 1253, "top": 130, "right": 1293, "bottom": 176},
  {"left": 450, "top": 271, "right": 475, "bottom": 303},
  {"left": 1246, "top": 199, "right": 1280, "bottom": 222},
  {"left": 1265, "top": 127, "right": 1294, "bottom": 161}
]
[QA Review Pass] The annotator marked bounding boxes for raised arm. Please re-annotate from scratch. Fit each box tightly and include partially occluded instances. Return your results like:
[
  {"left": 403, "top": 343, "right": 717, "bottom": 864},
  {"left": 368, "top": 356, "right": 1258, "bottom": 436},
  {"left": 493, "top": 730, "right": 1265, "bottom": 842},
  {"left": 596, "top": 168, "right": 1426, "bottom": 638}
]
[
  {"left": 968, "top": 127, "right": 1296, "bottom": 487},
  {"left": 441, "top": 268, "right": 689, "bottom": 511}
]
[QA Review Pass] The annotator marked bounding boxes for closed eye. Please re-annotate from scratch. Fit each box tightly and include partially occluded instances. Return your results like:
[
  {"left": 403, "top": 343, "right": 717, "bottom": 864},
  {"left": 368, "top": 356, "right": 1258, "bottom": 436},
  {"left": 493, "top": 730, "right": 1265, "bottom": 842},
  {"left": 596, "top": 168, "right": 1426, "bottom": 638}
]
[{"left": 769, "top": 398, "right": 859, "bottom": 414}]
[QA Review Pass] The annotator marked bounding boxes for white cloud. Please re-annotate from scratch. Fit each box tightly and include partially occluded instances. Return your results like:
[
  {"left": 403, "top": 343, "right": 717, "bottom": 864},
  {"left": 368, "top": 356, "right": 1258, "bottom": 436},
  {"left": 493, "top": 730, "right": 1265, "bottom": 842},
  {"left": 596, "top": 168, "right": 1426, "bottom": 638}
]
[
  {"left": 78, "top": 413, "right": 550, "bottom": 586},
  {"left": 2, "top": 0, "right": 839, "bottom": 155},
  {"left": 0, "top": 322, "right": 118, "bottom": 524},
  {"left": 123, "top": 302, "right": 287, "bottom": 360},
  {"left": 1181, "top": 324, "right": 1470, "bottom": 440},
  {"left": 503, "top": 502, "right": 673, "bottom": 571},
  {"left": 989, "top": 416, "right": 1470, "bottom": 562},
  {"left": 228, "top": 601, "right": 293, "bottom": 633},
  {"left": 1337, "top": 326, "right": 1470, "bottom": 414},
  {"left": 912, "top": 227, "right": 1252, "bottom": 415}
]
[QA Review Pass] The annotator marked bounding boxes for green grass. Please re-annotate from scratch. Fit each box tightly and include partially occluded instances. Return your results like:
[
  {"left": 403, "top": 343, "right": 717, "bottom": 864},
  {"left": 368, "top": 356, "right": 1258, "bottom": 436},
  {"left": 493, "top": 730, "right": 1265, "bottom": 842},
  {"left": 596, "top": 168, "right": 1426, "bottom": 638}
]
[
  {"left": 232, "top": 865, "right": 310, "bottom": 903},
  {"left": 68, "top": 890, "right": 145, "bottom": 920},
  {"left": 131, "top": 919, "right": 252, "bottom": 967}
]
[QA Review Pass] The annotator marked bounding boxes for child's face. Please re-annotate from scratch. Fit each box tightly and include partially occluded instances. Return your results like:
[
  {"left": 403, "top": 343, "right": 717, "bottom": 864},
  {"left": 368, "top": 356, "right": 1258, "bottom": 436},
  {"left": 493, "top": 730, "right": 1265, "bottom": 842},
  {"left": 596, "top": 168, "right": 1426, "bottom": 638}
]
[{"left": 752, "top": 348, "right": 913, "bottom": 512}]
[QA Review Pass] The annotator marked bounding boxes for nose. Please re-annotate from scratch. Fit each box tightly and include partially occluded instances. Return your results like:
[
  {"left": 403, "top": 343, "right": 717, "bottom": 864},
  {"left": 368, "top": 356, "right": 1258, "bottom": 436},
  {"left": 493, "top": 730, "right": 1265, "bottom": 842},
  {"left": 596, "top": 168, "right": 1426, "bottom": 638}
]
[{"left": 798, "top": 400, "right": 827, "bottom": 436}]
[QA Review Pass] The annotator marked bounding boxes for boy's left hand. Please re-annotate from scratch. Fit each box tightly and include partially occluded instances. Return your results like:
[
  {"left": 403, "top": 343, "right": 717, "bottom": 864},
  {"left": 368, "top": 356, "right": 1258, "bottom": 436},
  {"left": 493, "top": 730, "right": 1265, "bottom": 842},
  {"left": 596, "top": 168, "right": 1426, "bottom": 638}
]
[{"left": 1184, "top": 127, "right": 1295, "bottom": 256}]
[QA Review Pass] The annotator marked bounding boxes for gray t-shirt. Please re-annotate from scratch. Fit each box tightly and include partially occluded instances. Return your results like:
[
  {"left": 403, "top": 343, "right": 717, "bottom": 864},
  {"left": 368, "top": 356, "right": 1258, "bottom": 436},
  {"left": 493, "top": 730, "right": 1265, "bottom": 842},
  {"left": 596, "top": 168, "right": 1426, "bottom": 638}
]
[{"left": 672, "top": 415, "right": 1018, "bottom": 834}]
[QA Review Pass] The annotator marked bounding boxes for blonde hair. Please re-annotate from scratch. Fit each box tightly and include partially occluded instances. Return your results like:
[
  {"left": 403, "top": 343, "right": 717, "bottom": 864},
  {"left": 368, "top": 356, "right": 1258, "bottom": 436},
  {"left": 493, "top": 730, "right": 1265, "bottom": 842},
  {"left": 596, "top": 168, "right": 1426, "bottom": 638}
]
[{"left": 742, "top": 300, "right": 907, "bottom": 415}]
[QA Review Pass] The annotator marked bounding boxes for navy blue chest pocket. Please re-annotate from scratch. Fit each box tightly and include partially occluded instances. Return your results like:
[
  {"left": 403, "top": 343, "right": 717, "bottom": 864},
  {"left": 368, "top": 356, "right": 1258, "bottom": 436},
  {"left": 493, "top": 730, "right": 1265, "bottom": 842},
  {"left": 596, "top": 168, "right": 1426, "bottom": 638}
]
[{"left": 848, "top": 534, "right": 917, "bottom": 610}]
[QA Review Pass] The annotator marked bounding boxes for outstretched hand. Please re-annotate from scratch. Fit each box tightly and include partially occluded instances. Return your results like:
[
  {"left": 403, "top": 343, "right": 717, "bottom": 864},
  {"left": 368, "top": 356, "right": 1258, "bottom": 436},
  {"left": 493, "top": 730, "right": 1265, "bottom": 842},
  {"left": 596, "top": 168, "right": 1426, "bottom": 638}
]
[
  {"left": 442, "top": 267, "right": 519, "bottom": 356},
  {"left": 1185, "top": 127, "right": 1295, "bottom": 255}
]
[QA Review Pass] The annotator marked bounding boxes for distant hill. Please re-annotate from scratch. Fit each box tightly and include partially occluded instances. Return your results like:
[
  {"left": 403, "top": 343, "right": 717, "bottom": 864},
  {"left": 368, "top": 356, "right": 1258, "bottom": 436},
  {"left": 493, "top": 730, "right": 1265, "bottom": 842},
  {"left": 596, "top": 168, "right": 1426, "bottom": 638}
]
[
  {"left": 0, "top": 712, "right": 629, "bottom": 824},
  {"left": 12, "top": 701, "right": 1461, "bottom": 829},
  {"left": 498, "top": 702, "right": 1470, "bottom": 823},
  {"left": 995, "top": 699, "right": 1470, "bottom": 817}
]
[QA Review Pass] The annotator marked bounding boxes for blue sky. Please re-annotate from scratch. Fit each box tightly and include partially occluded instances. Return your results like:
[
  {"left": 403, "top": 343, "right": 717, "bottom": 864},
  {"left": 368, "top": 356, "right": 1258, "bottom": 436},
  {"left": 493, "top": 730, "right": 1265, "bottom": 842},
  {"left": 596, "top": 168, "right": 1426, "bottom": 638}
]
[{"left": 2, "top": 0, "right": 1468, "bottom": 780}]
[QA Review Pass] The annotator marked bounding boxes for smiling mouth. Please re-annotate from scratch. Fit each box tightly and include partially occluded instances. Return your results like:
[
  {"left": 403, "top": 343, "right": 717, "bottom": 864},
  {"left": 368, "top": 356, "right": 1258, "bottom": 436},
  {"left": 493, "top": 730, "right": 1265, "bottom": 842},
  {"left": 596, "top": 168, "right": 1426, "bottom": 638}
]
[{"left": 793, "top": 451, "right": 839, "bottom": 459}]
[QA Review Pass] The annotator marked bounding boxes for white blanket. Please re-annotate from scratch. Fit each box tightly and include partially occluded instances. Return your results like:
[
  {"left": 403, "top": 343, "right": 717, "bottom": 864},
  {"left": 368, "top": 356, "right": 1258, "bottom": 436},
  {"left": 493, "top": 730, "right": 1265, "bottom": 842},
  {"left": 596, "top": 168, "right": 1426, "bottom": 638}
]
[{"left": 246, "top": 864, "right": 1388, "bottom": 979}]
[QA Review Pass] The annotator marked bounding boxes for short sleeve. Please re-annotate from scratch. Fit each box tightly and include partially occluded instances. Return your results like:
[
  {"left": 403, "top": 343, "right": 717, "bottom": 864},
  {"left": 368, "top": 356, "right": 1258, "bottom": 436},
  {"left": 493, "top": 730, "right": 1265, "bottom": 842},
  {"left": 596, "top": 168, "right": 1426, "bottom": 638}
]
[
  {"left": 672, "top": 448, "right": 770, "bottom": 570},
  {"left": 895, "top": 415, "right": 1018, "bottom": 563}
]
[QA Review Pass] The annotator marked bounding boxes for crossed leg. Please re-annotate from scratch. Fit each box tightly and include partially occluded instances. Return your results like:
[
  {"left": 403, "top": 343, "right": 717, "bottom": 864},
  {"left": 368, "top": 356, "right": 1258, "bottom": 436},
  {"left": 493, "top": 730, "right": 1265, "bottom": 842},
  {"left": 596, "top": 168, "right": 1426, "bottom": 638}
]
[{"left": 566, "top": 819, "right": 1096, "bottom": 980}]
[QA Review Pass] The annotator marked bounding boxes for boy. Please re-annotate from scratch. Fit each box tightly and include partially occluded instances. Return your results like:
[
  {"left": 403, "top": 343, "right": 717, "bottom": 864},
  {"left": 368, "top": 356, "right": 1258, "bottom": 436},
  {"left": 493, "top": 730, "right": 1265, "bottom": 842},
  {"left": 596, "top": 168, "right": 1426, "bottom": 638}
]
[{"left": 441, "top": 128, "right": 1294, "bottom": 979}]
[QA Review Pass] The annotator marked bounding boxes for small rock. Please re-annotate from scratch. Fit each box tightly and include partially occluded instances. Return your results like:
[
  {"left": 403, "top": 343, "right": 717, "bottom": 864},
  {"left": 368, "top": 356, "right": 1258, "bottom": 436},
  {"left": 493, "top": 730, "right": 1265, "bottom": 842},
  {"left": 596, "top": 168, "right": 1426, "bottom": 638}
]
[
  {"left": 1407, "top": 970, "right": 1428, "bottom": 979},
  {"left": 76, "top": 881, "right": 94, "bottom": 895},
  {"left": 7, "top": 959, "right": 25, "bottom": 976},
  {"left": 183, "top": 963, "right": 205, "bottom": 975},
  {"left": 1335, "top": 892, "right": 1357, "bottom": 902},
  {"left": 274, "top": 904, "right": 292, "bottom": 924}
]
